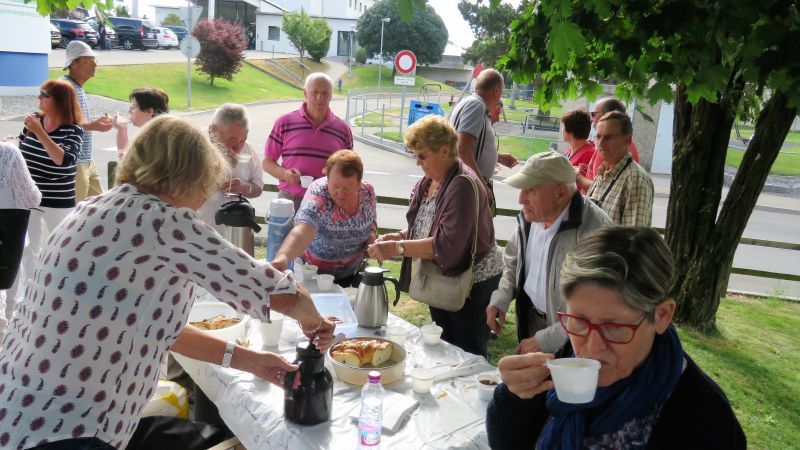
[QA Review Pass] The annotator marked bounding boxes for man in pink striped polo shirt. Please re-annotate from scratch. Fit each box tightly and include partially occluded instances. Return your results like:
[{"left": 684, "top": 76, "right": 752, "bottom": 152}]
[{"left": 263, "top": 72, "right": 353, "bottom": 212}]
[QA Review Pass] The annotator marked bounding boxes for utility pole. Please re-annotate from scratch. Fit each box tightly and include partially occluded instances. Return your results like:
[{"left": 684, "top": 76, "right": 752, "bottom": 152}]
[{"left": 378, "top": 17, "right": 390, "bottom": 89}]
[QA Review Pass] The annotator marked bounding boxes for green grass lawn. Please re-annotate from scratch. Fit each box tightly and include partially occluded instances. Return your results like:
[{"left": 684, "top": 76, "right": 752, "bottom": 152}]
[
  {"left": 732, "top": 125, "right": 800, "bottom": 145},
  {"left": 376, "top": 260, "right": 798, "bottom": 449},
  {"left": 499, "top": 135, "right": 556, "bottom": 161},
  {"left": 49, "top": 63, "right": 304, "bottom": 111},
  {"left": 726, "top": 147, "right": 800, "bottom": 176},
  {"left": 342, "top": 65, "right": 459, "bottom": 93},
  {"left": 374, "top": 131, "right": 402, "bottom": 143}
]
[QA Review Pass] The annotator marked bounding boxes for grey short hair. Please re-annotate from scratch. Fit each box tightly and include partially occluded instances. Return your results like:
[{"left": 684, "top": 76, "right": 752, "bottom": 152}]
[
  {"left": 304, "top": 72, "right": 333, "bottom": 90},
  {"left": 597, "top": 97, "right": 627, "bottom": 114},
  {"left": 210, "top": 103, "right": 249, "bottom": 130},
  {"left": 559, "top": 227, "right": 673, "bottom": 320}
]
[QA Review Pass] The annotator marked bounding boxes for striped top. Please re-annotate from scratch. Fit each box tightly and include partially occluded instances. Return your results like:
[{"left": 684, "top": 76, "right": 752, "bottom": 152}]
[
  {"left": 18, "top": 120, "right": 83, "bottom": 208},
  {"left": 264, "top": 103, "right": 353, "bottom": 197},
  {"left": 61, "top": 75, "right": 93, "bottom": 162}
]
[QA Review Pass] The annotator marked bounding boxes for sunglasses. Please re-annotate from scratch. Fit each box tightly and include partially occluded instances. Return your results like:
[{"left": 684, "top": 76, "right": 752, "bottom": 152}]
[{"left": 39, "top": 89, "right": 51, "bottom": 99}]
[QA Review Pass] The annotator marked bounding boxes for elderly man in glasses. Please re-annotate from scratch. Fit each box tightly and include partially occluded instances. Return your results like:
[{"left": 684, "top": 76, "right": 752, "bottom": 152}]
[
  {"left": 487, "top": 152, "right": 610, "bottom": 355},
  {"left": 586, "top": 111, "right": 654, "bottom": 226}
]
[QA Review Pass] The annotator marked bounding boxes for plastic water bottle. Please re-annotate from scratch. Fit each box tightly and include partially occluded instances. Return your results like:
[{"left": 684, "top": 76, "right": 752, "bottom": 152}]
[
  {"left": 357, "top": 371, "right": 384, "bottom": 449},
  {"left": 265, "top": 198, "right": 294, "bottom": 270}
]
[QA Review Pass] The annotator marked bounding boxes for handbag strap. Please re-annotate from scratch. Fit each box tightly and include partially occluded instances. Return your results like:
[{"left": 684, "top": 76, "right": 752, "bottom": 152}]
[{"left": 457, "top": 174, "right": 480, "bottom": 265}]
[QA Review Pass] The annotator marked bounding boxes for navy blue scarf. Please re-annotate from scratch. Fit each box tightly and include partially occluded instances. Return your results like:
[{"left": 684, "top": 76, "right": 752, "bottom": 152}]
[{"left": 537, "top": 325, "right": 684, "bottom": 450}]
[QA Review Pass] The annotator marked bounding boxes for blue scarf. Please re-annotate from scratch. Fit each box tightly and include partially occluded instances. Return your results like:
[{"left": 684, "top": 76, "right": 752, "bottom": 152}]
[{"left": 537, "top": 325, "right": 684, "bottom": 450}]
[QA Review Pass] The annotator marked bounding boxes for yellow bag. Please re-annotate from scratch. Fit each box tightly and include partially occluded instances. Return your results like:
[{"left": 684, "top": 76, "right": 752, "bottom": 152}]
[{"left": 141, "top": 380, "right": 189, "bottom": 418}]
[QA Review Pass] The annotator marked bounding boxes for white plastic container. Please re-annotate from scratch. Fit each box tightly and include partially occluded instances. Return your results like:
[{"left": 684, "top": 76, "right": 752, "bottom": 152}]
[
  {"left": 546, "top": 358, "right": 601, "bottom": 404},
  {"left": 315, "top": 274, "right": 335, "bottom": 291},
  {"left": 258, "top": 311, "right": 284, "bottom": 347},
  {"left": 476, "top": 374, "right": 500, "bottom": 401},
  {"left": 386, "top": 326, "right": 407, "bottom": 345},
  {"left": 420, "top": 323, "right": 443, "bottom": 345},
  {"left": 300, "top": 175, "right": 314, "bottom": 188},
  {"left": 411, "top": 368, "right": 434, "bottom": 394},
  {"left": 188, "top": 302, "right": 246, "bottom": 342}
]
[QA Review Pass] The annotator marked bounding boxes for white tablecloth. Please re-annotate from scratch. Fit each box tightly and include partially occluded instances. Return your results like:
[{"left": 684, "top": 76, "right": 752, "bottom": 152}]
[{"left": 175, "top": 276, "right": 496, "bottom": 449}]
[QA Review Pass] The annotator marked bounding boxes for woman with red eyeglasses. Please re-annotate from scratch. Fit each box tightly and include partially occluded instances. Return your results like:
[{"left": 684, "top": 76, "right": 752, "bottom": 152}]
[{"left": 486, "top": 227, "right": 745, "bottom": 449}]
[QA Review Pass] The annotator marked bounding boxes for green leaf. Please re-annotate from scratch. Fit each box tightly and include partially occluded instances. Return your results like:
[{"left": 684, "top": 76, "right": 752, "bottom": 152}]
[
  {"left": 397, "top": 0, "right": 412, "bottom": 21},
  {"left": 550, "top": 21, "right": 586, "bottom": 65},
  {"left": 647, "top": 80, "right": 674, "bottom": 103}
]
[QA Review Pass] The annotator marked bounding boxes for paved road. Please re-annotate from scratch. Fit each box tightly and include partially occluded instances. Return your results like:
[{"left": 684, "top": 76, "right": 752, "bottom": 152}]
[
  {"left": 1, "top": 98, "right": 798, "bottom": 298},
  {"left": 46, "top": 48, "right": 296, "bottom": 69}
]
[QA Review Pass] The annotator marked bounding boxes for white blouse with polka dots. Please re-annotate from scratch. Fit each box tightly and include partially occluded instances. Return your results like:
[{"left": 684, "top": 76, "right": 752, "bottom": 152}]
[{"left": 0, "top": 184, "right": 296, "bottom": 449}]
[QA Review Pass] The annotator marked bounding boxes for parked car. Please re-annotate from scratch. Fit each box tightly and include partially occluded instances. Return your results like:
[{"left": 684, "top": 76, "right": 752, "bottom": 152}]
[
  {"left": 50, "top": 19, "right": 99, "bottom": 48},
  {"left": 164, "top": 25, "right": 188, "bottom": 42},
  {"left": 105, "top": 16, "right": 158, "bottom": 50},
  {"left": 153, "top": 27, "right": 179, "bottom": 49},
  {"left": 49, "top": 22, "right": 62, "bottom": 49},
  {"left": 85, "top": 17, "right": 120, "bottom": 48}
]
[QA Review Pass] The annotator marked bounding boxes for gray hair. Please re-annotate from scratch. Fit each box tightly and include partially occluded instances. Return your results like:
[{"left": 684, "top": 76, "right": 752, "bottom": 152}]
[
  {"left": 559, "top": 227, "right": 673, "bottom": 320},
  {"left": 304, "top": 72, "right": 333, "bottom": 90},
  {"left": 597, "top": 97, "right": 627, "bottom": 114},
  {"left": 210, "top": 103, "right": 249, "bottom": 130}
]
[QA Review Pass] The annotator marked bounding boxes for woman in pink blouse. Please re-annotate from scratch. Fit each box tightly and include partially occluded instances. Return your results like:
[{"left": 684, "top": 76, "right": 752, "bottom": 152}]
[{"left": 0, "top": 116, "right": 335, "bottom": 450}]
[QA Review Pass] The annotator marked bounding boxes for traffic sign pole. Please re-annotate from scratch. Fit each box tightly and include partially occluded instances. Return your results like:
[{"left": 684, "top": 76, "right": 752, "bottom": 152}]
[{"left": 394, "top": 50, "right": 416, "bottom": 138}]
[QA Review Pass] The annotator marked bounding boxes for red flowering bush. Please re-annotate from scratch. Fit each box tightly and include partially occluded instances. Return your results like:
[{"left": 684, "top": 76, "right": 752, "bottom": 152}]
[{"left": 192, "top": 18, "right": 247, "bottom": 85}]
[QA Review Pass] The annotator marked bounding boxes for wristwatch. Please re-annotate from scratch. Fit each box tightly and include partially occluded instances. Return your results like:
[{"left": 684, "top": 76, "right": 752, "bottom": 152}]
[
  {"left": 397, "top": 240, "right": 405, "bottom": 256},
  {"left": 221, "top": 341, "right": 235, "bottom": 368}
]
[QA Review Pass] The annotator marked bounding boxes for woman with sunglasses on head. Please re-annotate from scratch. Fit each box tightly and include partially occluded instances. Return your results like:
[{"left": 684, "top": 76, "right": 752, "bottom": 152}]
[
  {"left": 114, "top": 87, "right": 169, "bottom": 159},
  {"left": 486, "top": 227, "right": 745, "bottom": 449},
  {"left": 11, "top": 79, "right": 84, "bottom": 311}
]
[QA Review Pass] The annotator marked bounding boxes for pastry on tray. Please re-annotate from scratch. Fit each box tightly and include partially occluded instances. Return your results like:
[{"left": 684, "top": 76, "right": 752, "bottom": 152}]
[
  {"left": 330, "top": 339, "right": 392, "bottom": 368},
  {"left": 190, "top": 314, "right": 241, "bottom": 331}
]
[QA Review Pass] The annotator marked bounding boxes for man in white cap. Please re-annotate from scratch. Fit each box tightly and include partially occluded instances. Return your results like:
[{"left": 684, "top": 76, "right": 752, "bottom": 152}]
[
  {"left": 487, "top": 151, "right": 611, "bottom": 354},
  {"left": 62, "top": 41, "right": 113, "bottom": 202}
]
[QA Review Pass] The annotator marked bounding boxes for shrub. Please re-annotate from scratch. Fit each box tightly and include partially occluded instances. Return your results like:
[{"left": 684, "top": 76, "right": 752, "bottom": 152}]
[
  {"left": 355, "top": 48, "right": 368, "bottom": 64},
  {"left": 192, "top": 19, "right": 247, "bottom": 86}
]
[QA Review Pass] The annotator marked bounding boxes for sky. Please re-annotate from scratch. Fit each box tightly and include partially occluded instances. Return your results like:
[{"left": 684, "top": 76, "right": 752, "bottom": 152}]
[{"left": 125, "top": 0, "right": 520, "bottom": 56}]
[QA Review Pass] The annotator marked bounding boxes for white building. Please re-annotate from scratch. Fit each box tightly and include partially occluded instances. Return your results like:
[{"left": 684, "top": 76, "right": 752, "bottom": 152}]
[{"left": 154, "top": 0, "right": 372, "bottom": 58}]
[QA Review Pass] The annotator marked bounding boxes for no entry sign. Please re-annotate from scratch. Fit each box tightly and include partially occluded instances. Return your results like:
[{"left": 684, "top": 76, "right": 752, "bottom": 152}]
[{"left": 395, "top": 50, "right": 417, "bottom": 75}]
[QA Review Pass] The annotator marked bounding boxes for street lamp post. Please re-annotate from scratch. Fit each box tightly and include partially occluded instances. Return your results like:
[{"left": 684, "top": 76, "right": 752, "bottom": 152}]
[
  {"left": 349, "top": 25, "right": 356, "bottom": 76},
  {"left": 378, "top": 17, "right": 390, "bottom": 89}
]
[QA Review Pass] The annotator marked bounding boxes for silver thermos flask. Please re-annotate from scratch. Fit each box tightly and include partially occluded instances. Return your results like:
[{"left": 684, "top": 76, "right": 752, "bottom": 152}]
[{"left": 214, "top": 194, "right": 262, "bottom": 256}]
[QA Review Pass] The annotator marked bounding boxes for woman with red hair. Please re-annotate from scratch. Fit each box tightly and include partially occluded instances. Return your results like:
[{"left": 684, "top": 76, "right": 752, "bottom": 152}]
[{"left": 11, "top": 79, "right": 85, "bottom": 309}]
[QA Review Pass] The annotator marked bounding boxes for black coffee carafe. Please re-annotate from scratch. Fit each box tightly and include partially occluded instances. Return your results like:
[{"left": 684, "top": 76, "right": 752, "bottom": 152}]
[{"left": 283, "top": 340, "right": 333, "bottom": 425}]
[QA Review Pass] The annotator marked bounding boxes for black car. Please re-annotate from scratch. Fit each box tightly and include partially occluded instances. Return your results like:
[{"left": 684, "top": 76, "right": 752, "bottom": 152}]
[
  {"left": 106, "top": 16, "right": 158, "bottom": 50},
  {"left": 165, "top": 25, "right": 188, "bottom": 42},
  {"left": 85, "top": 17, "right": 120, "bottom": 48},
  {"left": 51, "top": 19, "right": 99, "bottom": 48}
]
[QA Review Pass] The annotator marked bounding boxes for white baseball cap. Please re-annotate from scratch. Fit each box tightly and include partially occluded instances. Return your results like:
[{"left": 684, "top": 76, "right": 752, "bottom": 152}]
[
  {"left": 63, "top": 41, "right": 96, "bottom": 70},
  {"left": 504, "top": 151, "right": 577, "bottom": 189}
]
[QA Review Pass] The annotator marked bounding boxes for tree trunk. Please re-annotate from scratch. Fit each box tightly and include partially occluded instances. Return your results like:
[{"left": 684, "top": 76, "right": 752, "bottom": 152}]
[{"left": 667, "top": 80, "right": 797, "bottom": 331}]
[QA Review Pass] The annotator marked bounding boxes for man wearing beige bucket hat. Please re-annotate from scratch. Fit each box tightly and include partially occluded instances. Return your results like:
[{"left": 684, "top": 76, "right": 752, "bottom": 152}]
[
  {"left": 62, "top": 40, "right": 114, "bottom": 202},
  {"left": 487, "top": 151, "right": 611, "bottom": 355}
]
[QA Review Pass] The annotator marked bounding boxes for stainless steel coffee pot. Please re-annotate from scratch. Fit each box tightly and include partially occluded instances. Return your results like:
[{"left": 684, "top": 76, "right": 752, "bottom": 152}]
[{"left": 353, "top": 267, "right": 400, "bottom": 328}]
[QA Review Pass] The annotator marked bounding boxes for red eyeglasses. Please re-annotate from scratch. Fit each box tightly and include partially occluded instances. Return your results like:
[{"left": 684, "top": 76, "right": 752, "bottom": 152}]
[{"left": 557, "top": 312, "right": 647, "bottom": 344}]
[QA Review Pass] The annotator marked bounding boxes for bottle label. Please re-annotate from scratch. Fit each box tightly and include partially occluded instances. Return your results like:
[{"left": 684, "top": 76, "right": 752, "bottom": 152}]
[{"left": 358, "top": 423, "right": 381, "bottom": 446}]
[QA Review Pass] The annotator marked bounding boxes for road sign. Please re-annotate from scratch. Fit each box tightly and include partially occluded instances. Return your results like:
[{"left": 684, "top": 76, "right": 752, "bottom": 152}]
[
  {"left": 178, "top": 6, "right": 203, "bottom": 29},
  {"left": 180, "top": 36, "right": 201, "bottom": 59},
  {"left": 394, "top": 50, "right": 416, "bottom": 75},
  {"left": 394, "top": 76, "right": 415, "bottom": 86}
]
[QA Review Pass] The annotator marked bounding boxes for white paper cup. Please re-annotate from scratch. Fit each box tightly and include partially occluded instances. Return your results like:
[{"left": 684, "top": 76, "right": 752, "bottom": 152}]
[
  {"left": 476, "top": 374, "right": 500, "bottom": 401},
  {"left": 258, "top": 311, "right": 284, "bottom": 347},
  {"left": 546, "top": 358, "right": 601, "bottom": 404},
  {"left": 386, "top": 326, "right": 407, "bottom": 345},
  {"left": 411, "top": 368, "right": 434, "bottom": 394},
  {"left": 420, "top": 323, "right": 443, "bottom": 345},
  {"left": 300, "top": 176, "right": 314, "bottom": 188},
  {"left": 315, "top": 274, "right": 335, "bottom": 291},
  {"left": 302, "top": 264, "right": 318, "bottom": 278}
]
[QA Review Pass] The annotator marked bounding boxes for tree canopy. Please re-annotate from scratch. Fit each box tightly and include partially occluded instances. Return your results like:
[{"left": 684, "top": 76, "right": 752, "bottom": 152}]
[
  {"left": 192, "top": 18, "right": 247, "bottom": 86},
  {"left": 356, "top": 0, "right": 447, "bottom": 67},
  {"left": 282, "top": 9, "right": 332, "bottom": 66},
  {"left": 161, "top": 13, "right": 184, "bottom": 27},
  {"left": 499, "top": 0, "right": 800, "bottom": 330},
  {"left": 457, "top": 0, "right": 516, "bottom": 67}
]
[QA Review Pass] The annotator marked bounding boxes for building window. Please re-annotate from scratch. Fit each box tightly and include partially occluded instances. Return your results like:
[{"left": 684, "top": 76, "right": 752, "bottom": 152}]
[{"left": 268, "top": 26, "right": 280, "bottom": 41}]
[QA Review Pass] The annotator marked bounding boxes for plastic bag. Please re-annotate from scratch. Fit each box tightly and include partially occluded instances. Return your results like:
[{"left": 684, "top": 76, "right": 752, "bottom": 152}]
[{"left": 141, "top": 380, "right": 189, "bottom": 418}]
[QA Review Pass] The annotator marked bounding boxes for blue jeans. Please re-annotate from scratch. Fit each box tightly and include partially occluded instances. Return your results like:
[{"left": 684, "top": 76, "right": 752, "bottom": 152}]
[{"left": 429, "top": 273, "right": 501, "bottom": 360}]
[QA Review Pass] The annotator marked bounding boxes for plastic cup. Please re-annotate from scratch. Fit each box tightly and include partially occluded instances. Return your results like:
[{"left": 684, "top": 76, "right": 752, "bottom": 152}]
[
  {"left": 302, "top": 264, "right": 318, "bottom": 278},
  {"left": 420, "top": 323, "right": 443, "bottom": 345},
  {"left": 315, "top": 274, "right": 335, "bottom": 291},
  {"left": 411, "top": 368, "right": 434, "bottom": 394},
  {"left": 114, "top": 113, "right": 130, "bottom": 126},
  {"left": 545, "top": 358, "right": 601, "bottom": 404},
  {"left": 386, "top": 326, "right": 407, "bottom": 345},
  {"left": 258, "top": 311, "right": 284, "bottom": 347},
  {"left": 300, "top": 176, "right": 314, "bottom": 188},
  {"left": 476, "top": 374, "right": 500, "bottom": 401}
]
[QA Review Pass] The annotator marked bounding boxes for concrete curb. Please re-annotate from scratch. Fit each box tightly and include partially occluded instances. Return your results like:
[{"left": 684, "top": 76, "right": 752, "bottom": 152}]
[{"left": 353, "top": 134, "right": 413, "bottom": 159}]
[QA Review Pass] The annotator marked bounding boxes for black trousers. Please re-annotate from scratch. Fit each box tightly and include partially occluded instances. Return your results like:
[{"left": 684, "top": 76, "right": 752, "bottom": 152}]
[
  {"left": 429, "top": 274, "right": 501, "bottom": 360},
  {"left": 0, "top": 209, "right": 30, "bottom": 289}
]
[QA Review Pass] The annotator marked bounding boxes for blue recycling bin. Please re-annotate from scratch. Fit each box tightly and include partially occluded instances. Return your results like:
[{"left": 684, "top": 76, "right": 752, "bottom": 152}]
[{"left": 407, "top": 100, "right": 445, "bottom": 126}]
